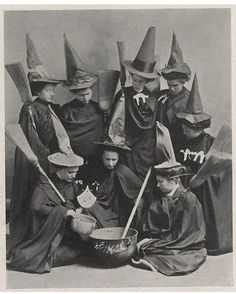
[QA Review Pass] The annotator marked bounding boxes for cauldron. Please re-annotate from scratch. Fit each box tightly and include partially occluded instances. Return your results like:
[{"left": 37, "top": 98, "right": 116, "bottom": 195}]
[{"left": 89, "top": 227, "right": 138, "bottom": 267}]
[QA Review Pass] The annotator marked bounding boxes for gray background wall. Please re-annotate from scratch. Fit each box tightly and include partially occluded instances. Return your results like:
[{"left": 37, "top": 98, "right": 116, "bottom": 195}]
[{"left": 4, "top": 8, "right": 231, "bottom": 199}]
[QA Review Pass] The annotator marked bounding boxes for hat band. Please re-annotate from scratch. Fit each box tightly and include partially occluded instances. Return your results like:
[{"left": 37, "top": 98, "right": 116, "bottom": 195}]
[{"left": 132, "top": 58, "right": 156, "bottom": 74}]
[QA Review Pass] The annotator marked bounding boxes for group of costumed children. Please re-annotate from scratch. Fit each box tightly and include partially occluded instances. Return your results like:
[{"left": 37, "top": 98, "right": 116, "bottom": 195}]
[{"left": 6, "top": 27, "right": 232, "bottom": 276}]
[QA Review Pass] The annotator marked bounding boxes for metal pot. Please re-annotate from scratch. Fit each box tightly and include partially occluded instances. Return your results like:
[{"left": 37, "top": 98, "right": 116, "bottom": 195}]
[
  {"left": 89, "top": 227, "right": 138, "bottom": 267},
  {"left": 71, "top": 213, "right": 96, "bottom": 235}
]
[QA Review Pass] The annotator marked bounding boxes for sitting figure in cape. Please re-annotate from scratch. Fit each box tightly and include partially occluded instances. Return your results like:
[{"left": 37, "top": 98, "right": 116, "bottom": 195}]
[
  {"left": 60, "top": 35, "right": 104, "bottom": 166},
  {"left": 132, "top": 160, "right": 207, "bottom": 276},
  {"left": 175, "top": 74, "right": 232, "bottom": 255},
  {"left": 7, "top": 151, "right": 94, "bottom": 274},
  {"left": 77, "top": 139, "right": 145, "bottom": 229}
]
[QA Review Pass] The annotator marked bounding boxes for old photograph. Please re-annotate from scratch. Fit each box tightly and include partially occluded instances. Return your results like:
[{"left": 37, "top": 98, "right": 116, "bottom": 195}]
[{"left": 3, "top": 7, "right": 233, "bottom": 289}]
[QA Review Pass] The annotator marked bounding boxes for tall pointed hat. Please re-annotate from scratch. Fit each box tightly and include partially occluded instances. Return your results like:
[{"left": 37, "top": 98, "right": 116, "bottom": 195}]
[
  {"left": 26, "top": 33, "right": 60, "bottom": 88},
  {"left": 161, "top": 32, "right": 191, "bottom": 81},
  {"left": 176, "top": 73, "right": 211, "bottom": 128},
  {"left": 123, "top": 27, "right": 159, "bottom": 80},
  {"left": 64, "top": 34, "right": 97, "bottom": 90}
]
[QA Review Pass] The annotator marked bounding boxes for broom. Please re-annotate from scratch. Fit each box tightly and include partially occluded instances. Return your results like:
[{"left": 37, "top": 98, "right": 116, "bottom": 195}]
[
  {"left": 6, "top": 124, "right": 66, "bottom": 203},
  {"left": 189, "top": 123, "right": 232, "bottom": 189},
  {"left": 117, "top": 41, "right": 126, "bottom": 94},
  {"left": 5, "top": 62, "right": 33, "bottom": 103}
]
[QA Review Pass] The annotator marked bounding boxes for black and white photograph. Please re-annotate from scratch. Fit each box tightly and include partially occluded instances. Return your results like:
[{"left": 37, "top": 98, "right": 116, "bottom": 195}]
[{"left": 3, "top": 6, "right": 233, "bottom": 290}]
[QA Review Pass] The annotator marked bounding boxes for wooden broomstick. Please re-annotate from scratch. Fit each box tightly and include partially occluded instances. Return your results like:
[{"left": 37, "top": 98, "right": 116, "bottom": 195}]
[
  {"left": 121, "top": 167, "right": 152, "bottom": 239},
  {"left": 6, "top": 124, "right": 66, "bottom": 204},
  {"left": 117, "top": 41, "right": 126, "bottom": 93},
  {"left": 5, "top": 62, "right": 33, "bottom": 103}
]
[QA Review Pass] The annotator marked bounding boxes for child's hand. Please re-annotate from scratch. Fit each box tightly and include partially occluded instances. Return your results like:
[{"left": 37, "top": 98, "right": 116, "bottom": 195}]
[{"left": 67, "top": 209, "right": 76, "bottom": 217}]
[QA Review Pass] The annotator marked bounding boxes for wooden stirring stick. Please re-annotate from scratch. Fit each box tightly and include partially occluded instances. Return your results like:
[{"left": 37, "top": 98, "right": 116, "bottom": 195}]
[{"left": 121, "top": 167, "right": 152, "bottom": 239}]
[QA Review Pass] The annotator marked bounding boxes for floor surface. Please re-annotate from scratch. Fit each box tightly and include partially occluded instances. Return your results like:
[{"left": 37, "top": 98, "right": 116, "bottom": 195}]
[{"left": 6, "top": 252, "right": 233, "bottom": 290}]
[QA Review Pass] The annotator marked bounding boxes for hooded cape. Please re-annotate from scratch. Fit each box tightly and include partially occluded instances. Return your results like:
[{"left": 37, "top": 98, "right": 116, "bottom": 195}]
[
  {"left": 60, "top": 99, "right": 104, "bottom": 160},
  {"left": 9, "top": 99, "right": 60, "bottom": 251},
  {"left": 78, "top": 162, "right": 144, "bottom": 228},
  {"left": 135, "top": 185, "right": 207, "bottom": 276},
  {"left": 175, "top": 131, "right": 232, "bottom": 255},
  {"left": 108, "top": 86, "right": 159, "bottom": 181},
  {"left": 8, "top": 175, "right": 84, "bottom": 273}
]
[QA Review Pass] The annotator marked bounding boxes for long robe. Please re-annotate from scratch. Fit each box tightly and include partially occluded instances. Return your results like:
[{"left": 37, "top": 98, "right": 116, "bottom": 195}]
[
  {"left": 134, "top": 185, "right": 207, "bottom": 276},
  {"left": 157, "top": 87, "right": 190, "bottom": 148},
  {"left": 78, "top": 162, "right": 144, "bottom": 228},
  {"left": 7, "top": 175, "right": 85, "bottom": 273},
  {"left": 109, "top": 87, "right": 159, "bottom": 181},
  {"left": 9, "top": 98, "right": 61, "bottom": 250},
  {"left": 60, "top": 99, "right": 104, "bottom": 162},
  {"left": 175, "top": 132, "right": 232, "bottom": 255}
]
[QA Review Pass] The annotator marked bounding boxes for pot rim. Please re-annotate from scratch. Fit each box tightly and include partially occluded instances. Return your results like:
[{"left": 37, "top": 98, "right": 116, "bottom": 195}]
[{"left": 89, "top": 227, "right": 138, "bottom": 241}]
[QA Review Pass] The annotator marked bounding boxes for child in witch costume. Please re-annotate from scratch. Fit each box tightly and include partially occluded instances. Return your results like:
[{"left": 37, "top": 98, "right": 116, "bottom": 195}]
[
  {"left": 175, "top": 74, "right": 232, "bottom": 255},
  {"left": 9, "top": 34, "right": 72, "bottom": 252},
  {"left": 60, "top": 35, "right": 104, "bottom": 165},
  {"left": 7, "top": 151, "right": 90, "bottom": 273},
  {"left": 77, "top": 139, "right": 145, "bottom": 229},
  {"left": 158, "top": 33, "right": 191, "bottom": 148},
  {"left": 132, "top": 160, "right": 207, "bottom": 276},
  {"left": 107, "top": 27, "right": 161, "bottom": 182}
]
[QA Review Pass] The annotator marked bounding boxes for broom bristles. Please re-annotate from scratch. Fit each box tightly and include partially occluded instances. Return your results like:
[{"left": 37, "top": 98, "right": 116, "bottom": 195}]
[
  {"left": 5, "top": 124, "right": 38, "bottom": 165},
  {"left": 5, "top": 62, "right": 33, "bottom": 103}
]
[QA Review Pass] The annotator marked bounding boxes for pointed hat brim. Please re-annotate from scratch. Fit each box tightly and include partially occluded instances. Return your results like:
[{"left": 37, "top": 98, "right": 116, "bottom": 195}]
[
  {"left": 123, "top": 60, "right": 160, "bottom": 80},
  {"left": 67, "top": 76, "right": 97, "bottom": 90},
  {"left": 176, "top": 112, "right": 211, "bottom": 124},
  {"left": 94, "top": 140, "right": 131, "bottom": 151},
  {"left": 161, "top": 63, "right": 191, "bottom": 79}
]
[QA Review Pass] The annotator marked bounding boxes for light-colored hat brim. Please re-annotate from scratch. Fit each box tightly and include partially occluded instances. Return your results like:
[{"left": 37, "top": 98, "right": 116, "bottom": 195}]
[
  {"left": 123, "top": 60, "right": 160, "bottom": 80},
  {"left": 48, "top": 152, "right": 84, "bottom": 168},
  {"left": 154, "top": 160, "right": 181, "bottom": 170}
]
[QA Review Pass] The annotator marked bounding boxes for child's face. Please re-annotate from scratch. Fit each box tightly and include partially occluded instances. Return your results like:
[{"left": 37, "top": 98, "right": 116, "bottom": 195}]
[
  {"left": 182, "top": 124, "right": 203, "bottom": 140},
  {"left": 37, "top": 83, "right": 57, "bottom": 103},
  {"left": 56, "top": 166, "right": 79, "bottom": 182},
  {"left": 74, "top": 88, "right": 92, "bottom": 104},
  {"left": 167, "top": 79, "right": 184, "bottom": 96},
  {"left": 131, "top": 74, "right": 147, "bottom": 92},
  {"left": 102, "top": 150, "right": 119, "bottom": 170},
  {"left": 156, "top": 175, "right": 176, "bottom": 194}
]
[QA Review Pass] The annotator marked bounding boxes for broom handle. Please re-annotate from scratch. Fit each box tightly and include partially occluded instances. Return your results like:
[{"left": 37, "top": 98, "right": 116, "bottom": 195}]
[
  {"left": 117, "top": 41, "right": 126, "bottom": 93},
  {"left": 35, "top": 163, "right": 66, "bottom": 204},
  {"left": 121, "top": 167, "right": 152, "bottom": 239}
]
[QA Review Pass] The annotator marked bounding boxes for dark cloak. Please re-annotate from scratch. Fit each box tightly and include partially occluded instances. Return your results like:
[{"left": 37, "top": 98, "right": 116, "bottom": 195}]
[
  {"left": 7, "top": 175, "right": 85, "bottom": 273},
  {"left": 60, "top": 99, "right": 104, "bottom": 161},
  {"left": 9, "top": 98, "right": 61, "bottom": 250},
  {"left": 175, "top": 131, "right": 232, "bottom": 255},
  {"left": 157, "top": 87, "right": 190, "bottom": 148},
  {"left": 135, "top": 185, "right": 207, "bottom": 276},
  {"left": 108, "top": 87, "right": 159, "bottom": 181},
  {"left": 78, "top": 162, "right": 144, "bottom": 228}
]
